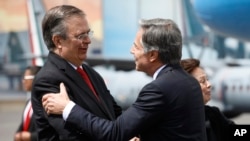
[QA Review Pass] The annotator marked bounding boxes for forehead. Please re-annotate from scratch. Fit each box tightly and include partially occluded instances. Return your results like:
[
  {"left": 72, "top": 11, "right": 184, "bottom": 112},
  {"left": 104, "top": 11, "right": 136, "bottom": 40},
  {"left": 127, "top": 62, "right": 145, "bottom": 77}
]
[
  {"left": 191, "top": 67, "right": 206, "bottom": 78},
  {"left": 136, "top": 28, "right": 144, "bottom": 39},
  {"left": 65, "top": 15, "right": 89, "bottom": 33},
  {"left": 24, "top": 70, "right": 33, "bottom": 76},
  {"left": 134, "top": 30, "right": 143, "bottom": 49},
  {"left": 134, "top": 28, "right": 144, "bottom": 45}
]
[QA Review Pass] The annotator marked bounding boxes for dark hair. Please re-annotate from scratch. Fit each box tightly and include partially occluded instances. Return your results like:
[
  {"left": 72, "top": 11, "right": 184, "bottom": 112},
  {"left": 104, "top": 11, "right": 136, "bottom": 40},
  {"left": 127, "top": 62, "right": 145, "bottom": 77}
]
[
  {"left": 42, "top": 5, "right": 86, "bottom": 51},
  {"left": 139, "top": 18, "right": 182, "bottom": 65},
  {"left": 180, "top": 58, "right": 200, "bottom": 74},
  {"left": 25, "top": 66, "right": 42, "bottom": 75}
]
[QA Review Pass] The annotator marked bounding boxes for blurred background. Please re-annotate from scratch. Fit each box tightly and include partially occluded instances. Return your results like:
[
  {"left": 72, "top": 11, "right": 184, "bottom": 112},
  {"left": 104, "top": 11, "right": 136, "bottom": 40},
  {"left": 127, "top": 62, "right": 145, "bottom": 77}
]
[{"left": 1, "top": 0, "right": 250, "bottom": 140}]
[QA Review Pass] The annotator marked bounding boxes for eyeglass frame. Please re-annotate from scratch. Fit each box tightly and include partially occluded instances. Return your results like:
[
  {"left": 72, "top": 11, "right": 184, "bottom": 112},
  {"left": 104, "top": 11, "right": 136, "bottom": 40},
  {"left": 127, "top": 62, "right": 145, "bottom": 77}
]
[
  {"left": 74, "top": 30, "right": 94, "bottom": 41},
  {"left": 23, "top": 75, "right": 35, "bottom": 80}
]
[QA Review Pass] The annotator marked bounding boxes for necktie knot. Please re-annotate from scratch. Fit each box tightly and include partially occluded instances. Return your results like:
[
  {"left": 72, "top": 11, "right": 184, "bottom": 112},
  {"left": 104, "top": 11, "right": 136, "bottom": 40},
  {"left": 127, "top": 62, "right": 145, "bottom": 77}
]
[{"left": 76, "top": 67, "right": 85, "bottom": 77}]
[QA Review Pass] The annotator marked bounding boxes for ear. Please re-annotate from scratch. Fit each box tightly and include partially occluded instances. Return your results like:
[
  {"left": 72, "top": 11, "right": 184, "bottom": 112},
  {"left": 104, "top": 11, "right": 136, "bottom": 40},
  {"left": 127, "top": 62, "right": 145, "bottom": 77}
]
[
  {"left": 52, "top": 35, "right": 62, "bottom": 49},
  {"left": 149, "top": 50, "right": 158, "bottom": 62}
]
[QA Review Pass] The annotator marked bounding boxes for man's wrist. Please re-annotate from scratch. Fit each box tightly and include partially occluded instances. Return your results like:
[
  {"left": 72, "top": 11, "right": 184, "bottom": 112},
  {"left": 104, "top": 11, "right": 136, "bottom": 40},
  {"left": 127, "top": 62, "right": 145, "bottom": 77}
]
[{"left": 63, "top": 101, "right": 75, "bottom": 120}]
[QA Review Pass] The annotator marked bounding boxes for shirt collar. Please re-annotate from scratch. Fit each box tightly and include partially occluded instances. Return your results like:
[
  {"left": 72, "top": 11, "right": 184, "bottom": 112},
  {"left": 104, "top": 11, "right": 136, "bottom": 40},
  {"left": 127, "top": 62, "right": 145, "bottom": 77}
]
[
  {"left": 68, "top": 62, "right": 80, "bottom": 70},
  {"left": 153, "top": 65, "right": 166, "bottom": 80}
]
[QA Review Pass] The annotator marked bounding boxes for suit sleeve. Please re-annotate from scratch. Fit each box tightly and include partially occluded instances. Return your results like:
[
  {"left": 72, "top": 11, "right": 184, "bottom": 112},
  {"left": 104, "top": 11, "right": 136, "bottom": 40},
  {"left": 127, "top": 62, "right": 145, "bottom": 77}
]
[
  {"left": 32, "top": 73, "right": 80, "bottom": 141},
  {"left": 65, "top": 83, "right": 165, "bottom": 141}
]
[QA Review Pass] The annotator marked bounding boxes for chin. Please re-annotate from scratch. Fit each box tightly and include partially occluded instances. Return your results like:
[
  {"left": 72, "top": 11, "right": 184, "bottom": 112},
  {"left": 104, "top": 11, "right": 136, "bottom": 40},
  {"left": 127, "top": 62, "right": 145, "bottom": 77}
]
[
  {"left": 79, "top": 55, "right": 87, "bottom": 61},
  {"left": 136, "top": 67, "right": 143, "bottom": 72}
]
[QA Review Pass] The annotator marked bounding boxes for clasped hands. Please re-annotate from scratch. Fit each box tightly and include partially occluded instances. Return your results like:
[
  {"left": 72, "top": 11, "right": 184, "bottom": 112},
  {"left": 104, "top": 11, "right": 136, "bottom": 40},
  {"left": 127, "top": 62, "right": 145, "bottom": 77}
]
[{"left": 42, "top": 83, "right": 70, "bottom": 115}]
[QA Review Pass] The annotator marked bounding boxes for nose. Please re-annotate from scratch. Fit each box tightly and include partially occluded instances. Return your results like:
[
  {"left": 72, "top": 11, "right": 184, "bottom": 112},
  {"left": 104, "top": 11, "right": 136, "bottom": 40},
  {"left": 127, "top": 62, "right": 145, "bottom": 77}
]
[
  {"left": 82, "top": 37, "right": 91, "bottom": 44},
  {"left": 130, "top": 46, "right": 135, "bottom": 54},
  {"left": 207, "top": 80, "right": 211, "bottom": 88}
]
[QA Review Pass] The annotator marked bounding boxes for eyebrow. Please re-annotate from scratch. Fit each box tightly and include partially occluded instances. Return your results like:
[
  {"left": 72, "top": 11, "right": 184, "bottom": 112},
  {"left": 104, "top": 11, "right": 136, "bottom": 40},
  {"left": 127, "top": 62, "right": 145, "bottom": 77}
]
[
  {"left": 85, "top": 29, "right": 91, "bottom": 33},
  {"left": 198, "top": 75, "right": 208, "bottom": 80},
  {"left": 78, "top": 29, "right": 91, "bottom": 35}
]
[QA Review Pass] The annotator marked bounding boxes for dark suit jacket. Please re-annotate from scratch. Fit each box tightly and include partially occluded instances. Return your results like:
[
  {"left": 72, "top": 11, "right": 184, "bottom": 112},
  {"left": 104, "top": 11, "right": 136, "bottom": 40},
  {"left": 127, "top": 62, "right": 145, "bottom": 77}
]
[
  {"left": 31, "top": 52, "right": 122, "bottom": 141},
  {"left": 16, "top": 99, "right": 37, "bottom": 141},
  {"left": 205, "top": 106, "right": 235, "bottom": 141},
  {"left": 65, "top": 64, "right": 207, "bottom": 141}
]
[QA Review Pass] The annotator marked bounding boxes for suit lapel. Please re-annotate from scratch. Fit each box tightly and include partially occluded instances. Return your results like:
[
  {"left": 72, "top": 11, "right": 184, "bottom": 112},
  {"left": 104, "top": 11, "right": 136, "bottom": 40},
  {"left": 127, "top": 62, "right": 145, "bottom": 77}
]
[
  {"left": 48, "top": 52, "right": 98, "bottom": 102},
  {"left": 65, "top": 65, "right": 99, "bottom": 102},
  {"left": 82, "top": 64, "right": 115, "bottom": 120}
]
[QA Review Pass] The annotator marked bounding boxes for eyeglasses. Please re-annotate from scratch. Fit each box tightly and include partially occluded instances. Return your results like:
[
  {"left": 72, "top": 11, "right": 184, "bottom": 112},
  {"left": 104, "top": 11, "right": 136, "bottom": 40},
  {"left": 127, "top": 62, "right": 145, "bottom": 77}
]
[
  {"left": 23, "top": 75, "right": 34, "bottom": 80},
  {"left": 75, "top": 30, "right": 94, "bottom": 41}
]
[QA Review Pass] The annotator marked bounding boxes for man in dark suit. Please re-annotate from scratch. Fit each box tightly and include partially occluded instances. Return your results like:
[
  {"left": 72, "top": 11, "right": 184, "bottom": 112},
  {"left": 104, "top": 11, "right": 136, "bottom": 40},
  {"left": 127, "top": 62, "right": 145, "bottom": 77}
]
[
  {"left": 31, "top": 5, "right": 122, "bottom": 141},
  {"left": 42, "top": 18, "right": 207, "bottom": 141}
]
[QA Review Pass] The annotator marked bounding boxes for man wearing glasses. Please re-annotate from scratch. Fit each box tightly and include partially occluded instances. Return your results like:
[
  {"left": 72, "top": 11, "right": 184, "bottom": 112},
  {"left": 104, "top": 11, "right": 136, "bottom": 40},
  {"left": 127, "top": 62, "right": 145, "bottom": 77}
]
[{"left": 31, "top": 5, "right": 122, "bottom": 141}]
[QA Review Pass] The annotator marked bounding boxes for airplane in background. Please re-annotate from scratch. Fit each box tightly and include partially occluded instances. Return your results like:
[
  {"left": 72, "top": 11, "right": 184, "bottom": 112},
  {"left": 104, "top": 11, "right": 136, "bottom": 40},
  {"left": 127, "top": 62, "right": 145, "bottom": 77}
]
[
  {"left": 192, "top": 0, "right": 250, "bottom": 117},
  {"left": 192, "top": 0, "right": 250, "bottom": 42},
  {"left": 192, "top": 0, "right": 250, "bottom": 60}
]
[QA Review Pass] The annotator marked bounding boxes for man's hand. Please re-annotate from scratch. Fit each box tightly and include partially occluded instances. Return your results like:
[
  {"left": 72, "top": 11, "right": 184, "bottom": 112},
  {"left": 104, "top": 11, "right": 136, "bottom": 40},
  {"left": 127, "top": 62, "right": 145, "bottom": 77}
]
[
  {"left": 42, "top": 83, "right": 70, "bottom": 115},
  {"left": 129, "top": 137, "right": 140, "bottom": 141},
  {"left": 14, "top": 131, "right": 31, "bottom": 141}
]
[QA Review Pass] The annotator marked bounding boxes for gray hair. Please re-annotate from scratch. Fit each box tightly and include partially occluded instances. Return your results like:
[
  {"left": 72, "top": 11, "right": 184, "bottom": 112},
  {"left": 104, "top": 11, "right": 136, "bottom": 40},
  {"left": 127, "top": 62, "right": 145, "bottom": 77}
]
[
  {"left": 139, "top": 18, "right": 182, "bottom": 65},
  {"left": 42, "top": 5, "right": 86, "bottom": 51}
]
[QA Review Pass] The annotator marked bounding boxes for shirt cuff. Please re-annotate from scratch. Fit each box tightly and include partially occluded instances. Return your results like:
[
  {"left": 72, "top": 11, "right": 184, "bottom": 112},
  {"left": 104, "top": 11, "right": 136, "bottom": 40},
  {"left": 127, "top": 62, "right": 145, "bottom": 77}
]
[{"left": 63, "top": 101, "right": 75, "bottom": 120}]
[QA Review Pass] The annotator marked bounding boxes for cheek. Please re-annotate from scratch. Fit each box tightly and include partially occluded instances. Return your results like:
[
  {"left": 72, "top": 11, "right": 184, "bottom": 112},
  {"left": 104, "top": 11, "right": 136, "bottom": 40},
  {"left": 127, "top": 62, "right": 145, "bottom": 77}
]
[
  {"left": 136, "top": 57, "right": 150, "bottom": 72},
  {"left": 61, "top": 47, "right": 77, "bottom": 59},
  {"left": 200, "top": 85, "right": 206, "bottom": 94},
  {"left": 136, "top": 51, "right": 146, "bottom": 60},
  {"left": 136, "top": 54, "right": 145, "bottom": 64},
  {"left": 26, "top": 81, "right": 33, "bottom": 90}
]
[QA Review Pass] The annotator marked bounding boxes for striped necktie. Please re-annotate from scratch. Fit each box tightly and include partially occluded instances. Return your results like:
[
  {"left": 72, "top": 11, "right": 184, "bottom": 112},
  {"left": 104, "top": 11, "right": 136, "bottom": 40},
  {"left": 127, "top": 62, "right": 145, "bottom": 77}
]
[{"left": 23, "top": 100, "right": 32, "bottom": 131}]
